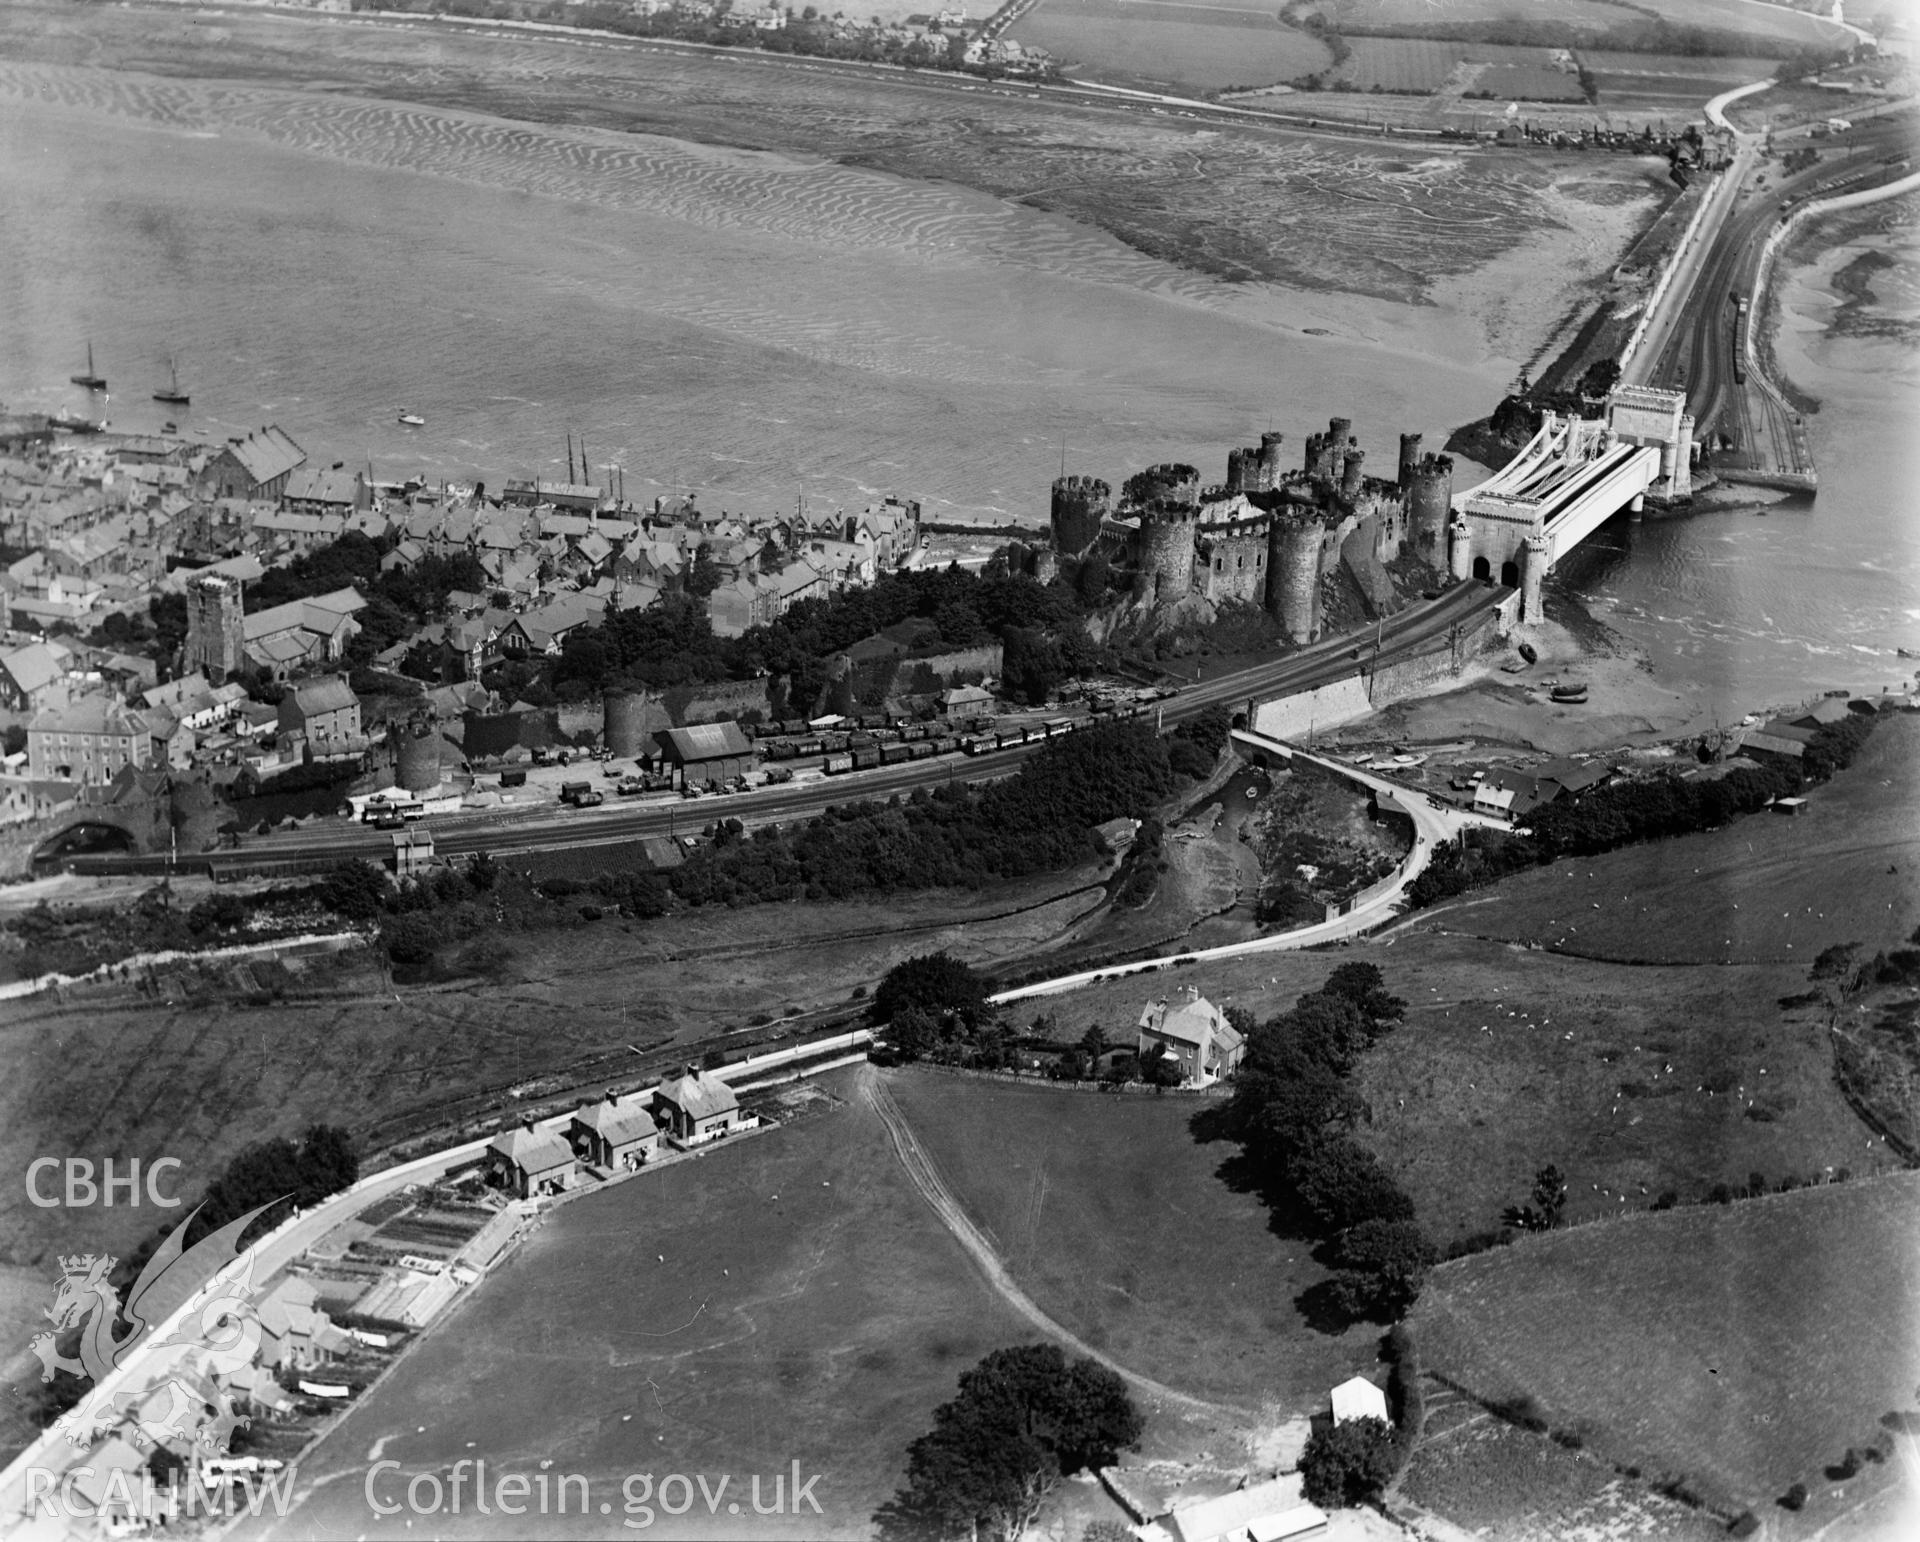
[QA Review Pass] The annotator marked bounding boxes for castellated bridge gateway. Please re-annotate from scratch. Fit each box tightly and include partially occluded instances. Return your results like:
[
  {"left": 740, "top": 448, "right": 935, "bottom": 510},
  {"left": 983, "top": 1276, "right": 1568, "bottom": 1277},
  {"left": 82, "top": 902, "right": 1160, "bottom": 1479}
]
[
  {"left": 1030, "top": 385, "right": 1691, "bottom": 636},
  {"left": 1450, "top": 384, "right": 1693, "bottom": 621}
]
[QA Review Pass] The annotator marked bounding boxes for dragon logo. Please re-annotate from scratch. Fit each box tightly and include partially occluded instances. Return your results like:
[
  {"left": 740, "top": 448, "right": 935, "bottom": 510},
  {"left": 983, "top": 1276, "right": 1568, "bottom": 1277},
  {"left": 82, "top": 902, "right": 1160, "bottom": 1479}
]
[{"left": 29, "top": 1200, "right": 285, "bottom": 1454}]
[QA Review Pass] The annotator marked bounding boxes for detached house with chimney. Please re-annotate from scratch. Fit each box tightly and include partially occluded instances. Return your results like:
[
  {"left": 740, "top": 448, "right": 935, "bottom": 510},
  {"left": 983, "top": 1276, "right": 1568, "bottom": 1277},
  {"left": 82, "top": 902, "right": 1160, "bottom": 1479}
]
[
  {"left": 1137, "top": 989, "right": 1246, "bottom": 1088},
  {"left": 277, "top": 674, "right": 362, "bottom": 750},
  {"left": 652, "top": 1066, "right": 747, "bottom": 1146},
  {"left": 569, "top": 1091, "right": 663, "bottom": 1172},
  {"left": 486, "top": 1122, "right": 577, "bottom": 1199}
]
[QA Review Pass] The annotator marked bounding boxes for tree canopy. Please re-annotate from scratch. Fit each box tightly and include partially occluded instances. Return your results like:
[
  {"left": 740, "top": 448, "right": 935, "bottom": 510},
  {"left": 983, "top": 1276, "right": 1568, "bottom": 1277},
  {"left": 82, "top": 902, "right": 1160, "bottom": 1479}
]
[
  {"left": 1299, "top": 1416, "right": 1398, "bottom": 1509},
  {"left": 875, "top": 1345, "right": 1143, "bottom": 1542},
  {"left": 874, "top": 952, "right": 992, "bottom": 1030}
]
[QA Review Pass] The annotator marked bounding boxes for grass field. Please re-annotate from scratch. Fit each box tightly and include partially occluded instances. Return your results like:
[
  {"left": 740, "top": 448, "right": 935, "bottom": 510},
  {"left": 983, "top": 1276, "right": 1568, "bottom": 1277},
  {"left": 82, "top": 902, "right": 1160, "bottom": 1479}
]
[
  {"left": 1332, "top": 0, "right": 1628, "bottom": 28},
  {"left": 1410, "top": 1172, "right": 1920, "bottom": 1517},
  {"left": 247, "top": 1070, "right": 1079, "bottom": 1541},
  {"left": 1398, "top": 1392, "right": 1727, "bottom": 1541},
  {"left": 1414, "top": 711, "right": 1920, "bottom": 967},
  {"left": 1475, "top": 60, "right": 1588, "bottom": 102},
  {"left": 884, "top": 1069, "right": 1378, "bottom": 1409},
  {"left": 1000, "top": 911, "right": 1905, "bottom": 1247},
  {"left": 1649, "top": 0, "right": 1852, "bottom": 46},
  {"left": 0, "top": 867, "right": 1107, "bottom": 1274},
  {"left": 1330, "top": 0, "right": 1849, "bottom": 46},
  {"left": 1345, "top": 940, "right": 1904, "bottom": 1241},
  {"left": 1591, "top": 53, "right": 1785, "bottom": 111},
  {"left": 1009, "top": 0, "right": 1333, "bottom": 91}
]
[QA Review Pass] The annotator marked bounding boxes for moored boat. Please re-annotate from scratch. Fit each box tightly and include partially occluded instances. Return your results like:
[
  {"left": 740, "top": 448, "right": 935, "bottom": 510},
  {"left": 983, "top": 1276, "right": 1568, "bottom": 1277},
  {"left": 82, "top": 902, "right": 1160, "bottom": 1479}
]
[
  {"left": 70, "top": 343, "right": 106, "bottom": 392},
  {"left": 153, "top": 358, "right": 189, "bottom": 406}
]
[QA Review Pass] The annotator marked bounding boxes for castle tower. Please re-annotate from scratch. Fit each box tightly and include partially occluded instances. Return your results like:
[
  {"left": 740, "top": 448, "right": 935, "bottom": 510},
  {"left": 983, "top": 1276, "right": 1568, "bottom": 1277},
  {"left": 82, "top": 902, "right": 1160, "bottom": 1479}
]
[
  {"left": 1448, "top": 515, "right": 1474, "bottom": 583},
  {"left": 1225, "top": 447, "right": 1250, "bottom": 495},
  {"left": 1256, "top": 431, "right": 1285, "bottom": 492},
  {"left": 1123, "top": 463, "right": 1201, "bottom": 511},
  {"left": 184, "top": 573, "right": 245, "bottom": 683},
  {"left": 1326, "top": 417, "right": 1353, "bottom": 486},
  {"left": 1407, "top": 453, "right": 1455, "bottom": 569},
  {"left": 1267, "top": 511, "right": 1324, "bottom": 644},
  {"left": 1138, "top": 502, "right": 1198, "bottom": 604},
  {"left": 1397, "top": 432, "right": 1422, "bottom": 488},
  {"left": 1521, "top": 534, "right": 1549, "bottom": 622},
  {"left": 1050, "top": 475, "right": 1111, "bottom": 557},
  {"left": 1303, "top": 432, "right": 1334, "bottom": 484},
  {"left": 1340, "top": 445, "right": 1366, "bottom": 501}
]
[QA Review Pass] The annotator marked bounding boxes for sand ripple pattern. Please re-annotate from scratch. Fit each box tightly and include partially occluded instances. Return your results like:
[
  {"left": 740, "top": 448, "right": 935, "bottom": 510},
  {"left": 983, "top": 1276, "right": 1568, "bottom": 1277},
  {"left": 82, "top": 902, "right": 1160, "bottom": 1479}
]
[
  {"left": 0, "top": 61, "right": 1185, "bottom": 289},
  {"left": 0, "top": 61, "right": 1227, "bottom": 387}
]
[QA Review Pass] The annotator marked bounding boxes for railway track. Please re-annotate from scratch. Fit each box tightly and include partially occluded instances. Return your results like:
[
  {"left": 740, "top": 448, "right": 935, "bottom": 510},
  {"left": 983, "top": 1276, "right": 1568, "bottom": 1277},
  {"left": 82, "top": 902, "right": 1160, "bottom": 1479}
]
[{"left": 60, "top": 583, "right": 1503, "bottom": 879}]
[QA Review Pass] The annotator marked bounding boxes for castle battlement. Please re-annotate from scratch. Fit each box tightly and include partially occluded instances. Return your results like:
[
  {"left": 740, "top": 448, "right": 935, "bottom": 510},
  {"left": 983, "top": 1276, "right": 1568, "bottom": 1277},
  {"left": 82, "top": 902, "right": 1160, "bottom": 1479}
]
[{"left": 1048, "top": 409, "right": 1447, "bottom": 624}]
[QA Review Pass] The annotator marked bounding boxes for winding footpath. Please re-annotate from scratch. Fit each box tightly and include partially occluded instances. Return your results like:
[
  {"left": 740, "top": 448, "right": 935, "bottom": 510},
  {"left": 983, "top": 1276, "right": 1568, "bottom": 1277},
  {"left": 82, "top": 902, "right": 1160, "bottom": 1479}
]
[{"left": 860, "top": 1066, "right": 1245, "bottom": 1422}]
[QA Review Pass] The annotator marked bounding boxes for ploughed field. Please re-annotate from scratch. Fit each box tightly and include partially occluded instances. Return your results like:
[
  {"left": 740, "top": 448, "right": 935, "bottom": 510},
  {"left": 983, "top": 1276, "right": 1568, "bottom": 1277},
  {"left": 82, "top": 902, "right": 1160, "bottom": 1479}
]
[
  {"left": 1410, "top": 1172, "right": 1920, "bottom": 1520},
  {"left": 0, "top": 1, "right": 1651, "bottom": 301}
]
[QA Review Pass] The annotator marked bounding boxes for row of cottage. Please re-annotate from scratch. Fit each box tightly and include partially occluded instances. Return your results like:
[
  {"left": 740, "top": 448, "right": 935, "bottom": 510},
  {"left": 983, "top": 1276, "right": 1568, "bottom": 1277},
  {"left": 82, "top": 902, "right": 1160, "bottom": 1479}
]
[{"left": 485, "top": 1066, "right": 749, "bottom": 1198}]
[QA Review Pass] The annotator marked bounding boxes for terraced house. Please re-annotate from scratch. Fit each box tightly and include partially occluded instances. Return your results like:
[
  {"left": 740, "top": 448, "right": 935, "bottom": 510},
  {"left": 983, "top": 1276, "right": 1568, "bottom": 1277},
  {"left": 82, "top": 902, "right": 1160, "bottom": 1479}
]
[{"left": 27, "top": 697, "right": 156, "bottom": 784}]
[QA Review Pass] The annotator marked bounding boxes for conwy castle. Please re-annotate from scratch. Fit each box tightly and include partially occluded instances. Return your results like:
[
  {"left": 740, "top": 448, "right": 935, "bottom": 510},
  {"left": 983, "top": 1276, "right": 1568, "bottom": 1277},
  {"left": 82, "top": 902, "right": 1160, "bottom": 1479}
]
[
  {"left": 1016, "top": 418, "right": 1457, "bottom": 642},
  {"left": 1020, "top": 386, "right": 1695, "bottom": 634}
]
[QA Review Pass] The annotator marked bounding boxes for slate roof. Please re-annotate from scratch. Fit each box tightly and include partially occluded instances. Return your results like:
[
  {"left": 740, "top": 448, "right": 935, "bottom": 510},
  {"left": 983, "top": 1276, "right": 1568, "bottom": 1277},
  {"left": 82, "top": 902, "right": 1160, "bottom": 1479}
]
[
  {"left": 1141, "top": 994, "right": 1242, "bottom": 1058},
  {"left": 0, "top": 642, "right": 66, "bottom": 696},
  {"left": 573, "top": 1095, "right": 661, "bottom": 1147},
  {"left": 655, "top": 1068, "right": 739, "bottom": 1121},
  {"left": 243, "top": 586, "right": 366, "bottom": 643},
  {"left": 139, "top": 672, "right": 214, "bottom": 712},
  {"left": 655, "top": 722, "right": 751, "bottom": 763},
  {"left": 488, "top": 1123, "right": 575, "bottom": 1175},
  {"left": 283, "top": 466, "right": 361, "bottom": 506},
  {"left": 28, "top": 697, "right": 149, "bottom": 737},
  {"left": 221, "top": 425, "right": 306, "bottom": 486},
  {"left": 1792, "top": 697, "right": 1852, "bottom": 727},
  {"left": 287, "top": 675, "right": 358, "bottom": 717}
]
